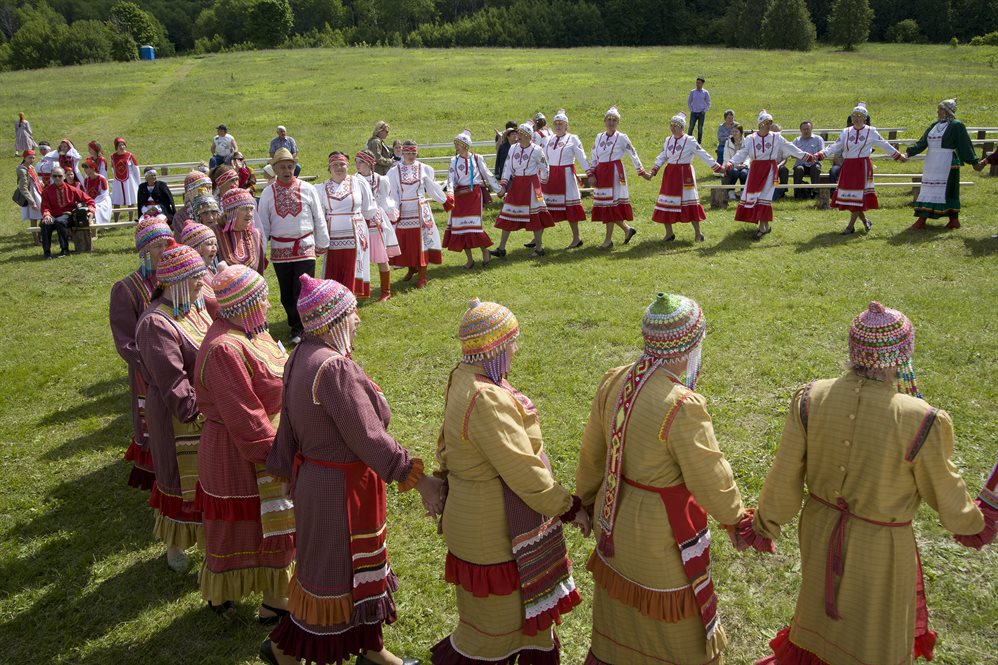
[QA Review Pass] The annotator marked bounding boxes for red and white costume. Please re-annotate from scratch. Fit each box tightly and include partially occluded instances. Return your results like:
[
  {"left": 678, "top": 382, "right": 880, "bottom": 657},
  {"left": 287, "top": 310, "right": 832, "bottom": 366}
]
[
  {"left": 532, "top": 128, "right": 551, "bottom": 148},
  {"left": 57, "top": 140, "right": 85, "bottom": 184},
  {"left": 543, "top": 133, "right": 589, "bottom": 222},
  {"left": 258, "top": 178, "right": 329, "bottom": 264},
  {"left": 361, "top": 171, "right": 401, "bottom": 263},
  {"left": 84, "top": 173, "right": 113, "bottom": 225},
  {"left": 387, "top": 160, "right": 446, "bottom": 268},
  {"left": 821, "top": 124, "right": 903, "bottom": 211},
  {"left": 320, "top": 175, "right": 378, "bottom": 298},
  {"left": 444, "top": 151, "right": 499, "bottom": 250},
  {"left": 728, "top": 128, "right": 810, "bottom": 223},
  {"left": 650, "top": 134, "right": 719, "bottom": 224},
  {"left": 111, "top": 150, "right": 141, "bottom": 206},
  {"left": 588, "top": 130, "right": 645, "bottom": 223},
  {"left": 497, "top": 140, "right": 554, "bottom": 232}
]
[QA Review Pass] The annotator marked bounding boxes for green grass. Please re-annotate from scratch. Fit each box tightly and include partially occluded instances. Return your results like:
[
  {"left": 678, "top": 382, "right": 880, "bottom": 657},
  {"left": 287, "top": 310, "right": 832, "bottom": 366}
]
[{"left": 1, "top": 44, "right": 996, "bottom": 664}]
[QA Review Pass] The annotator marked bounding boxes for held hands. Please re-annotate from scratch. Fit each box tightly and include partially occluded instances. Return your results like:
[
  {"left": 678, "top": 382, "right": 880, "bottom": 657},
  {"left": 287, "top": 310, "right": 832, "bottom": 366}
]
[
  {"left": 723, "top": 162, "right": 733, "bottom": 173},
  {"left": 416, "top": 475, "right": 446, "bottom": 519},
  {"left": 572, "top": 508, "right": 592, "bottom": 537},
  {"left": 711, "top": 162, "right": 725, "bottom": 175}
]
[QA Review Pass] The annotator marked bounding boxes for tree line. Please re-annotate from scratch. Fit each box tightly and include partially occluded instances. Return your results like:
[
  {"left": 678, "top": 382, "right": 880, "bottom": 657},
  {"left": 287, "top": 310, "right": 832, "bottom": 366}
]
[{"left": 1, "top": 0, "right": 996, "bottom": 71}]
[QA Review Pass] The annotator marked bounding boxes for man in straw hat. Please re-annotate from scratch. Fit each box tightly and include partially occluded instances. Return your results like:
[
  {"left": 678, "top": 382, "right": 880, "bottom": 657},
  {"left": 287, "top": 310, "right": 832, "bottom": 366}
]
[
  {"left": 257, "top": 147, "right": 329, "bottom": 345},
  {"left": 751, "top": 301, "right": 988, "bottom": 665}
]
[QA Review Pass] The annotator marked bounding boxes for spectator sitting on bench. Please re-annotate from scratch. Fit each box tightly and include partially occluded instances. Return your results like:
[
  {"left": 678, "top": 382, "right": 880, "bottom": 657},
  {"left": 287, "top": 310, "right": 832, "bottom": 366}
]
[
  {"left": 137, "top": 168, "right": 176, "bottom": 220},
  {"left": 269, "top": 125, "right": 301, "bottom": 176},
  {"left": 716, "top": 109, "right": 735, "bottom": 165},
  {"left": 777, "top": 121, "right": 825, "bottom": 200},
  {"left": 723, "top": 123, "right": 750, "bottom": 200},
  {"left": 40, "top": 166, "right": 94, "bottom": 259},
  {"left": 210, "top": 124, "right": 237, "bottom": 169}
]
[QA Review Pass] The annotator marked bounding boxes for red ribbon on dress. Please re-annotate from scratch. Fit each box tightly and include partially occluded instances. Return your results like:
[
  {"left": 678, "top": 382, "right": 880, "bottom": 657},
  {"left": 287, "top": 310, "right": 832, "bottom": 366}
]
[
  {"left": 270, "top": 232, "right": 313, "bottom": 257},
  {"left": 808, "top": 493, "right": 911, "bottom": 620}
]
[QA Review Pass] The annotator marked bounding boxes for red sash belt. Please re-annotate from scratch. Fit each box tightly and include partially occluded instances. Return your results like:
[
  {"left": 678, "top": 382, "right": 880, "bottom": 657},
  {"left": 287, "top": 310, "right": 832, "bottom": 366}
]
[
  {"left": 271, "top": 232, "right": 313, "bottom": 256},
  {"left": 808, "top": 493, "right": 911, "bottom": 620}
]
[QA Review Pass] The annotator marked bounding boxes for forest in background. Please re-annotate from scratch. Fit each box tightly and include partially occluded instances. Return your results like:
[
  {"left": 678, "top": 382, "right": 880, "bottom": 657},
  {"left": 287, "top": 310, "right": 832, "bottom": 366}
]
[{"left": 1, "top": 0, "right": 997, "bottom": 70}]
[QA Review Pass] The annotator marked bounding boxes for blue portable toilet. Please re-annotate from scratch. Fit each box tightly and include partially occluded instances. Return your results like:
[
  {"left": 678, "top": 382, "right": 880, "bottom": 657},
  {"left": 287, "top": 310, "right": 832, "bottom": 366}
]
[{"left": 139, "top": 45, "right": 155, "bottom": 61}]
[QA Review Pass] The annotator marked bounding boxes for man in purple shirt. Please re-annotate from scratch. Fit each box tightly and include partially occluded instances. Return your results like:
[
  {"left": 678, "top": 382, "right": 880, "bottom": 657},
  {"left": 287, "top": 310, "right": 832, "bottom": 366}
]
[{"left": 687, "top": 77, "right": 711, "bottom": 144}]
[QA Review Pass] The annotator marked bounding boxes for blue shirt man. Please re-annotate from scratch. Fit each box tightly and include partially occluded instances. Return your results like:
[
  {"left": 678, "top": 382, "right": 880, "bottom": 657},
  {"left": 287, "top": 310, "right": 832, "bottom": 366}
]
[{"left": 687, "top": 77, "right": 711, "bottom": 144}]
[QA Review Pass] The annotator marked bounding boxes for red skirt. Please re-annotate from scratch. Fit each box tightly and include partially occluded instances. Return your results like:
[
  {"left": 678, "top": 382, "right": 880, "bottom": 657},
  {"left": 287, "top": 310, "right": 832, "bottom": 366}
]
[
  {"left": 496, "top": 175, "right": 555, "bottom": 232},
  {"left": 734, "top": 159, "right": 777, "bottom": 224},
  {"left": 389, "top": 227, "right": 443, "bottom": 268},
  {"left": 323, "top": 248, "right": 369, "bottom": 299},
  {"left": 590, "top": 160, "right": 633, "bottom": 223},
  {"left": 444, "top": 186, "right": 493, "bottom": 251},
  {"left": 651, "top": 163, "right": 705, "bottom": 224},
  {"left": 124, "top": 437, "right": 155, "bottom": 491},
  {"left": 830, "top": 157, "right": 878, "bottom": 211},
  {"left": 543, "top": 164, "right": 586, "bottom": 223}
]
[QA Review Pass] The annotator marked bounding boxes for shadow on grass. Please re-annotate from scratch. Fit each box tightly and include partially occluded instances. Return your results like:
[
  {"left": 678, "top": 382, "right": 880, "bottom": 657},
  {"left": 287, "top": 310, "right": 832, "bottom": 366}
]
[
  {"left": 0, "top": 463, "right": 162, "bottom": 662},
  {"left": 884, "top": 226, "right": 953, "bottom": 246},
  {"left": 39, "top": 377, "right": 129, "bottom": 428},
  {"left": 41, "top": 414, "right": 130, "bottom": 461},
  {"left": 794, "top": 230, "right": 863, "bottom": 253},
  {"left": 962, "top": 236, "right": 997, "bottom": 257}
]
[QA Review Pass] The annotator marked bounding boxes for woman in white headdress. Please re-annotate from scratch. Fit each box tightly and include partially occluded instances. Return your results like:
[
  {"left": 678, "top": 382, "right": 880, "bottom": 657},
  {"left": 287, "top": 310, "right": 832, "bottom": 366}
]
[
  {"left": 815, "top": 103, "right": 907, "bottom": 235},
  {"left": 645, "top": 112, "right": 724, "bottom": 243},
  {"left": 494, "top": 122, "right": 554, "bottom": 258},
  {"left": 444, "top": 129, "right": 500, "bottom": 269},
  {"left": 905, "top": 99, "right": 980, "bottom": 231},
  {"left": 724, "top": 110, "right": 817, "bottom": 240},
  {"left": 354, "top": 150, "right": 401, "bottom": 302},
  {"left": 543, "top": 109, "right": 590, "bottom": 248},
  {"left": 588, "top": 106, "right": 645, "bottom": 249}
]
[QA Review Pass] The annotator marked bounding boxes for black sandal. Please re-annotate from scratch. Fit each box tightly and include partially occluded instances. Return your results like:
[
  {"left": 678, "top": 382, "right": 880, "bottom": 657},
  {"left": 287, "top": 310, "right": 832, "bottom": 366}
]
[
  {"left": 663, "top": 235, "right": 676, "bottom": 242},
  {"left": 624, "top": 227, "right": 638, "bottom": 244},
  {"left": 208, "top": 600, "right": 237, "bottom": 616},
  {"left": 491, "top": 248, "right": 507, "bottom": 258},
  {"left": 523, "top": 242, "right": 536, "bottom": 248},
  {"left": 840, "top": 227, "right": 855, "bottom": 236},
  {"left": 530, "top": 249, "right": 545, "bottom": 257},
  {"left": 258, "top": 603, "right": 289, "bottom": 626},
  {"left": 566, "top": 240, "right": 584, "bottom": 249}
]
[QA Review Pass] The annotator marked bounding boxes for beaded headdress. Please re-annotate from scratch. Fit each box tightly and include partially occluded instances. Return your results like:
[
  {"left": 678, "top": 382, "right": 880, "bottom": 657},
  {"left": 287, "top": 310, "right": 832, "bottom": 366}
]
[
  {"left": 179, "top": 221, "right": 216, "bottom": 250},
  {"left": 670, "top": 112, "right": 687, "bottom": 130},
  {"left": 215, "top": 168, "right": 239, "bottom": 189},
  {"left": 641, "top": 293, "right": 706, "bottom": 389},
  {"left": 135, "top": 214, "right": 173, "bottom": 277},
  {"left": 851, "top": 102, "right": 868, "bottom": 116},
  {"left": 214, "top": 265, "right": 269, "bottom": 338},
  {"left": 192, "top": 193, "right": 220, "bottom": 217},
  {"left": 297, "top": 274, "right": 358, "bottom": 353},
  {"left": 156, "top": 241, "right": 207, "bottom": 318},
  {"left": 849, "top": 301, "right": 920, "bottom": 397},
  {"left": 605, "top": 106, "right": 621, "bottom": 120},
  {"left": 553, "top": 108, "right": 569, "bottom": 123},
  {"left": 401, "top": 141, "right": 418, "bottom": 155},
  {"left": 220, "top": 187, "right": 255, "bottom": 232},
  {"left": 516, "top": 122, "right": 534, "bottom": 138},
  {"left": 459, "top": 298, "right": 520, "bottom": 383},
  {"left": 184, "top": 170, "right": 212, "bottom": 204},
  {"left": 355, "top": 150, "right": 377, "bottom": 167},
  {"left": 454, "top": 129, "right": 472, "bottom": 148},
  {"left": 758, "top": 109, "right": 774, "bottom": 125}
]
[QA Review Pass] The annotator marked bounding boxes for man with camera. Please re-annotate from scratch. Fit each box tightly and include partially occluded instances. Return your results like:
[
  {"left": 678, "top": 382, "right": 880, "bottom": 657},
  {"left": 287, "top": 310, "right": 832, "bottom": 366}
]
[{"left": 40, "top": 166, "right": 94, "bottom": 259}]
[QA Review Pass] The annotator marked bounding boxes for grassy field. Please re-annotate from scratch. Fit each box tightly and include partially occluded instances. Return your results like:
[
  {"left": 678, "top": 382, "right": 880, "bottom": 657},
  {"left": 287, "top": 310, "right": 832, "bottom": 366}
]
[{"left": 0, "top": 44, "right": 996, "bottom": 665}]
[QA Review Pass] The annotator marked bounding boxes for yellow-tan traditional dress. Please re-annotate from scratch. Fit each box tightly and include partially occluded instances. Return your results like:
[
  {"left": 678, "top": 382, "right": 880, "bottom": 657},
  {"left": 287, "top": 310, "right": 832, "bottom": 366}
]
[
  {"left": 432, "top": 362, "right": 580, "bottom": 664},
  {"left": 753, "top": 372, "right": 984, "bottom": 665},
  {"left": 576, "top": 364, "right": 747, "bottom": 665}
]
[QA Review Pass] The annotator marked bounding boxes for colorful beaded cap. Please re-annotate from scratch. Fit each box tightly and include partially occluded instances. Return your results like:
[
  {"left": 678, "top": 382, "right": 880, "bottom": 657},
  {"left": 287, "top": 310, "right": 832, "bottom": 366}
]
[
  {"left": 459, "top": 298, "right": 520, "bottom": 362},
  {"left": 179, "top": 221, "right": 216, "bottom": 250},
  {"left": 184, "top": 170, "right": 212, "bottom": 204},
  {"left": 157, "top": 241, "right": 208, "bottom": 318},
  {"left": 214, "top": 264, "right": 269, "bottom": 338},
  {"left": 849, "top": 301, "right": 914, "bottom": 369},
  {"left": 215, "top": 168, "right": 239, "bottom": 188},
  {"left": 192, "top": 193, "right": 220, "bottom": 216},
  {"left": 134, "top": 214, "right": 173, "bottom": 252},
  {"left": 220, "top": 187, "right": 255, "bottom": 231},
  {"left": 157, "top": 242, "right": 207, "bottom": 285},
  {"left": 297, "top": 274, "right": 357, "bottom": 337},
  {"left": 642, "top": 293, "right": 706, "bottom": 361}
]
